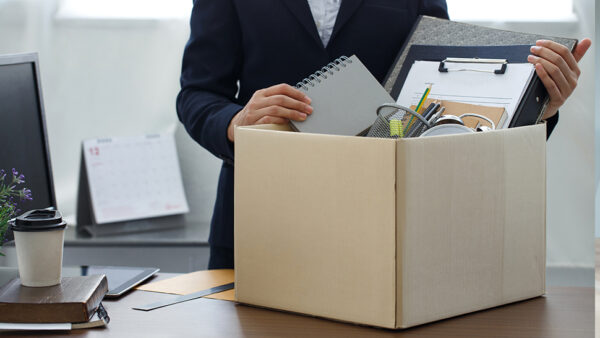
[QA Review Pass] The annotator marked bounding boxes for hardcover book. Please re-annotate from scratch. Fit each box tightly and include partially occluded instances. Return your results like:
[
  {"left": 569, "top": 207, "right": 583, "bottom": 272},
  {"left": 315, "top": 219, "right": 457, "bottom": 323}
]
[{"left": 0, "top": 274, "right": 108, "bottom": 323}]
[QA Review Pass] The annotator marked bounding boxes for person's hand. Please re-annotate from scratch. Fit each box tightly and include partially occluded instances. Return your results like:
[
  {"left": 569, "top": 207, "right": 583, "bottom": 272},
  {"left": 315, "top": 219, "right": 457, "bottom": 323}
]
[
  {"left": 527, "top": 38, "right": 591, "bottom": 120},
  {"left": 227, "top": 84, "right": 313, "bottom": 142}
]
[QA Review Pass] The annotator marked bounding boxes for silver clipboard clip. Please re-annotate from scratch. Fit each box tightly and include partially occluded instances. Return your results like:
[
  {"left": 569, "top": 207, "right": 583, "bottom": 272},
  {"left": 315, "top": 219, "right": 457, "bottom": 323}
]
[{"left": 438, "top": 57, "right": 508, "bottom": 75}]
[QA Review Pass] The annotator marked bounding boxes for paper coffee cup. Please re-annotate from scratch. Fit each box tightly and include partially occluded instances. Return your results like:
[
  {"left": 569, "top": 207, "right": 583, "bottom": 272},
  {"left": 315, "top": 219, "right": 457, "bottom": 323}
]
[{"left": 10, "top": 209, "right": 67, "bottom": 287}]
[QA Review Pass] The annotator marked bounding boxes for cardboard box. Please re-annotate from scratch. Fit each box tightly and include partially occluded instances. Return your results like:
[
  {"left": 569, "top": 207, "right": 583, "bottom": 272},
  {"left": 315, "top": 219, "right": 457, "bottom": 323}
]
[{"left": 234, "top": 124, "right": 546, "bottom": 329}]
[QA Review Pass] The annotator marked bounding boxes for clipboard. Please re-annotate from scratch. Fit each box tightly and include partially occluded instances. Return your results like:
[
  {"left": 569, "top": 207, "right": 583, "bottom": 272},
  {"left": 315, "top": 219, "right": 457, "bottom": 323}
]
[
  {"left": 383, "top": 16, "right": 578, "bottom": 127},
  {"left": 394, "top": 45, "right": 543, "bottom": 128}
]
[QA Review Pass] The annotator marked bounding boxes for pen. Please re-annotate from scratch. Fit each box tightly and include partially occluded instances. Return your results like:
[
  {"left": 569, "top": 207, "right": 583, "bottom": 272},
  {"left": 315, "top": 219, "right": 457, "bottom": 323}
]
[
  {"left": 412, "top": 103, "right": 440, "bottom": 137},
  {"left": 428, "top": 106, "right": 444, "bottom": 124},
  {"left": 414, "top": 106, "right": 445, "bottom": 138},
  {"left": 428, "top": 106, "right": 445, "bottom": 126},
  {"left": 406, "top": 102, "right": 434, "bottom": 137},
  {"left": 423, "top": 102, "right": 440, "bottom": 121},
  {"left": 407, "top": 102, "right": 437, "bottom": 138}
]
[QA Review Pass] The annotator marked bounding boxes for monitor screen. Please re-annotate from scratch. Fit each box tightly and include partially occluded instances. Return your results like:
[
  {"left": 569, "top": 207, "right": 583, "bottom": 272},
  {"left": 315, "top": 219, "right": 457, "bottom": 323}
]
[{"left": 0, "top": 54, "right": 56, "bottom": 212}]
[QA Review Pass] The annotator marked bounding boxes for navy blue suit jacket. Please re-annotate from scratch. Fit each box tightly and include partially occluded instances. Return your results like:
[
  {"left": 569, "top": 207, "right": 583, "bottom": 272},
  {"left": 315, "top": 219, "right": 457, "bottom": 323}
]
[
  {"left": 176, "top": 0, "right": 556, "bottom": 253},
  {"left": 177, "top": 0, "right": 449, "bottom": 251}
]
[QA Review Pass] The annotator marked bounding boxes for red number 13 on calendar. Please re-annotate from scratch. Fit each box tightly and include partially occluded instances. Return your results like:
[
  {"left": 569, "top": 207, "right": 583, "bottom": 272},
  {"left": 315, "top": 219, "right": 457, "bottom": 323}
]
[{"left": 88, "top": 147, "right": 100, "bottom": 156}]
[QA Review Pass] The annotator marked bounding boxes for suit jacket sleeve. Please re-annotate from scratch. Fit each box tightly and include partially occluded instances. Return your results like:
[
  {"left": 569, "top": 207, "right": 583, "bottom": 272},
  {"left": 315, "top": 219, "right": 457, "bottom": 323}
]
[
  {"left": 176, "top": 0, "right": 242, "bottom": 165},
  {"left": 545, "top": 112, "right": 558, "bottom": 139},
  {"left": 419, "top": 0, "right": 450, "bottom": 19}
]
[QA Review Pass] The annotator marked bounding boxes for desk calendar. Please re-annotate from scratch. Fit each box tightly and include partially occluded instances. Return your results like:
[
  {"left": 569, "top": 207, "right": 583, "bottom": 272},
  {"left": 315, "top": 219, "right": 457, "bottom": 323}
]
[{"left": 77, "top": 133, "right": 189, "bottom": 224}]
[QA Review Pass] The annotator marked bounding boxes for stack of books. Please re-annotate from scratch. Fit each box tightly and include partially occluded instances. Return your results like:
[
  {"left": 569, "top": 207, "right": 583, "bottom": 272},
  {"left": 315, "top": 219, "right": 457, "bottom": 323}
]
[{"left": 0, "top": 274, "right": 109, "bottom": 331}]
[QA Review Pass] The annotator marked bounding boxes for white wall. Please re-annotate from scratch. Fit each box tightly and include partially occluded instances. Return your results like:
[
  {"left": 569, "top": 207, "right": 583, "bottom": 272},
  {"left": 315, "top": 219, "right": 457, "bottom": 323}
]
[
  {"left": 595, "top": 0, "right": 600, "bottom": 237},
  {"left": 0, "top": 0, "right": 221, "bottom": 227},
  {"left": 545, "top": 0, "right": 595, "bottom": 268},
  {"left": 461, "top": 0, "right": 595, "bottom": 268},
  {"left": 0, "top": 0, "right": 594, "bottom": 268}
]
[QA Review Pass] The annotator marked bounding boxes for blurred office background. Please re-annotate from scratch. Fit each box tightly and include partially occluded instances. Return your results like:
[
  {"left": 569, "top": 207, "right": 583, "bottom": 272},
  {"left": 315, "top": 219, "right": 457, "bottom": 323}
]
[
  {"left": 0, "top": 0, "right": 595, "bottom": 283},
  {"left": 596, "top": 2, "right": 600, "bottom": 236}
]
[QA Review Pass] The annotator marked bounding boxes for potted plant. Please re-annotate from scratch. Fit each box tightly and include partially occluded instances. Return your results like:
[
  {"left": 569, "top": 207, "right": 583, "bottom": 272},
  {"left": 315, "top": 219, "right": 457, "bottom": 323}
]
[{"left": 0, "top": 169, "right": 32, "bottom": 256}]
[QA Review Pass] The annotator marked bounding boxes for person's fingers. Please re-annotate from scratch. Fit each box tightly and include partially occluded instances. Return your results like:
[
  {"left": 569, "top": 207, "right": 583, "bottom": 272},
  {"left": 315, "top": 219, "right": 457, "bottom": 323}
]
[
  {"left": 255, "top": 106, "right": 307, "bottom": 122},
  {"left": 572, "top": 38, "right": 592, "bottom": 63},
  {"left": 527, "top": 55, "right": 578, "bottom": 95},
  {"left": 244, "top": 100, "right": 268, "bottom": 115},
  {"left": 535, "top": 40, "right": 578, "bottom": 74},
  {"left": 261, "top": 95, "right": 313, "bottom": 115},
  {"left": 528, "top": 56, "right": 572, "bottom": 98},
  {"left": 255, "top": 115, "right": 289, "bottom": 125},
  {"left": 527, "top": 46, "right": 578, "bottom": 87},
  {"left": 241, "top": 84, "right": 313, "bottom": 127},
  {"left": 243, "top": 97, "right": 310, "bottom": 124},
  {"left": 534, "top": 63, "right": 563, "bottom": 105},
  {"left": 261, "top": 83, "right": 311, "bottom": 104}
]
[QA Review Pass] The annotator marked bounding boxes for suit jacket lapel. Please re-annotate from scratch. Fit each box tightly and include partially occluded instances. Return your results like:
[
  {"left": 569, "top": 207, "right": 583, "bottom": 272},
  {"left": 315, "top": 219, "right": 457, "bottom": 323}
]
[
  {"left": 330, "top": 0, "right": 363, "bottom": 43},
  {"left": 281, "top": 0, "right": 324, "bottom": 48}
]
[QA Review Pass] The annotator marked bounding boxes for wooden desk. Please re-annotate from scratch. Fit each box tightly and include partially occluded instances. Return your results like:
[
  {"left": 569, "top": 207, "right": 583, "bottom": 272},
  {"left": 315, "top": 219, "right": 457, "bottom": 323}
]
[{"left": 1, "top": 273, "right": 593, "bottom": 338}]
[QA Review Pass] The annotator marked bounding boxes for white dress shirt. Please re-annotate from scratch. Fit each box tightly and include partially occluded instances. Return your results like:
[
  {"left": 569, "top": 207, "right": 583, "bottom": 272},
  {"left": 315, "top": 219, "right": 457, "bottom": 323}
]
[{"left": 307, "top": 0, "right": 342, "bottom": 47}]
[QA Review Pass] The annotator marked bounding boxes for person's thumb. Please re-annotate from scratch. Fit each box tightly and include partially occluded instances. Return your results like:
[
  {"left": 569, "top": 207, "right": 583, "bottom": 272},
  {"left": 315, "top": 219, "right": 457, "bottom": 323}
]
[{"left": 573, "top": 38, "right": 591, "bottom": 62}]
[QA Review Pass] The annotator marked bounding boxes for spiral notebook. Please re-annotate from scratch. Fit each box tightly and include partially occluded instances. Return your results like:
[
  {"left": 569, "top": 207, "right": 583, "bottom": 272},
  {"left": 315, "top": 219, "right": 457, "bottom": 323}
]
[{"left": 291, "top": 55, "right": 395, "bottom": 136}]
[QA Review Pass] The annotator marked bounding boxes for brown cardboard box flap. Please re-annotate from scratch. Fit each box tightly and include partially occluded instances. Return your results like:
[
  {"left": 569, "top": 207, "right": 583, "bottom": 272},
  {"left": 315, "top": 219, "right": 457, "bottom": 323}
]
[
  {"left": 235, "top": 126, "right": 398, "bottom": 328},
  {"left": 396, "top": 125, "right": 546, "bottom": 327}
]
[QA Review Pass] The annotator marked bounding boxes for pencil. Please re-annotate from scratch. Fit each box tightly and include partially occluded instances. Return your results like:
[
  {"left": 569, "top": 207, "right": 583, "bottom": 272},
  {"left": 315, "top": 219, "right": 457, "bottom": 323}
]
[
  {"left": 405, "top": 84, "right": 432, "bottom": 133},
  {"left": 415, "top": 84, "right": 432, "bottom": 114}
]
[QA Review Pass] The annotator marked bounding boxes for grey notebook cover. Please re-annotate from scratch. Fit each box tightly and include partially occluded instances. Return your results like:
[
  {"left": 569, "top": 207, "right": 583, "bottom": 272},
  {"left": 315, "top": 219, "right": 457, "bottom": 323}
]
[
  {"left": 384, "top": 16, "right": 578, "bottom": 98},
  {"left": 291, "top": 55, "right": 395, "bottom": 136}
]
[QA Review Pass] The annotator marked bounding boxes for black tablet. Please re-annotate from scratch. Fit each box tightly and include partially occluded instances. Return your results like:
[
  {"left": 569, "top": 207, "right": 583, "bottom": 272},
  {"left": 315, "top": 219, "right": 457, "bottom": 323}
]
[{"left": 63, "top": 266, "right": 159, "bottom": 298}]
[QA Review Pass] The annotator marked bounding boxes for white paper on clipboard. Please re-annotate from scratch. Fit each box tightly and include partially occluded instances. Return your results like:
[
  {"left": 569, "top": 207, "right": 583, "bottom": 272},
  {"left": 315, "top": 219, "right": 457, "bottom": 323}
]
[
  {"left": 83, "top": 133, "right": 189, "bottom": 224},
  {"left": 396, "top": 61, "right": 535, "bottom": 128}
]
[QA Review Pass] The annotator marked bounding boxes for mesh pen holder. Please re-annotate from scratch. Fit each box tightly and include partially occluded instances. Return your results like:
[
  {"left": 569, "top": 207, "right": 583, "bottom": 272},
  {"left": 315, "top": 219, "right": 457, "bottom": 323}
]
[
  {"left": 366, "top": 103, "right": 431, "bottom": 139},
  {"left": 366, "top": 103, "right": 497, "bottom": 138}
]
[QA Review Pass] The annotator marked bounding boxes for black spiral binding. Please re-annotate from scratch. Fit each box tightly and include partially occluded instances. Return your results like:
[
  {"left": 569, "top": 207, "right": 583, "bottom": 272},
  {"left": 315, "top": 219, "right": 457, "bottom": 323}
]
[{"left": 295, "top": 56, "right": 353, "bottom": 90}]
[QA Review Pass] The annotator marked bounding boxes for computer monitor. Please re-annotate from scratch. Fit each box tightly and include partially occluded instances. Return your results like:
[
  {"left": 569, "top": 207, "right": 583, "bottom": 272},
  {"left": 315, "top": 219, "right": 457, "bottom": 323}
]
[{"left": 0, "top": 53, "right": 56, "bottom": 211}]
